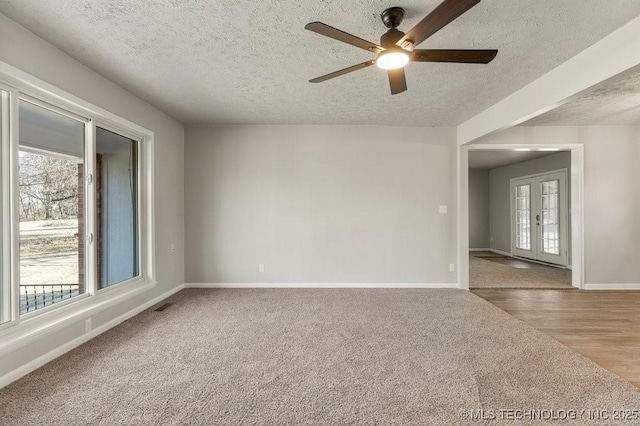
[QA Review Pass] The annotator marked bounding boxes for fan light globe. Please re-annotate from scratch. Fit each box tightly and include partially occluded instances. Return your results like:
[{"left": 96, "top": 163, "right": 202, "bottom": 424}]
[{"left": 376, "top": 50, "right": 409, "bottom": 70}]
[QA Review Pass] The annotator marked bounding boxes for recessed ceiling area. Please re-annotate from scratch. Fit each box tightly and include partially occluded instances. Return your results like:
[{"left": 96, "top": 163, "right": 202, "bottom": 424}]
[
  {"left": 1, "top": 1, "right": 639, "bottom": 125},
  {"left": 524, "top": 68, "right": 640, "bottom": 126},
  {"left": 469, "top": 150, "right": 562, "bottom": 169}
]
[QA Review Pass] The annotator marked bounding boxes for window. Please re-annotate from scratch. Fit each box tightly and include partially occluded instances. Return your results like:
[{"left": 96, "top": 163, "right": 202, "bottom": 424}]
[
  {"left": 0, "top": 71, "right": 154, "bottom": 332},
  {"left": 18, "top": 100, "right": 86, "bottom": 313},
  {"left": 515, "top": 184, "right": 531, "bottom": 250},
  {"left": 541, "top": 179, "right": 560, "bottom": 255},
  {"left": 0, "top": 88, "right": 9, "bottom": 325},
  {"left": 96, "top": 127, "right": 139, "bottom": 289}
]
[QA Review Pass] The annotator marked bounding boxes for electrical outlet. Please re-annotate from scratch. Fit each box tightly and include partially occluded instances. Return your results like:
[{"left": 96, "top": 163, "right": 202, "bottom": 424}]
[
  {"left": 85, "top": 318, "right": 92, "bottom": 333},
  {"left": 449, "top": 264, "right": 455, "bottom": 273},
  {"left": 259, "top": 264, "right": 265, "bottom": 273},
  {"left": 490, "top": 236, "right": 494, "bottom": 242},
  {"left": 439, "top": 205, "right": 448, "bottom": 214}
]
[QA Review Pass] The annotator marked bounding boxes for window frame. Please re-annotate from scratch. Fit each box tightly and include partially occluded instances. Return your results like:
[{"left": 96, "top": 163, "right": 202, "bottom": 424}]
[
  {"left": 0, "top": 62, "right": 156, "bottom": 340},
  {"left": 17, "top": 96, "right": 90, "bottom": 318},
  {"left": 0, "top": 83, "right": 16, "bottom": 329}
]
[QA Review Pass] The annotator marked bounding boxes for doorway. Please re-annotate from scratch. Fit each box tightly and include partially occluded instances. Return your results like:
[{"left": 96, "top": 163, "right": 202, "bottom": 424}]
[
  {"left": 512, "top": 170, "right": 568, "bottom": 267},
  {"left": 458, "top": 144, "right": 584, "bottom": 290}
]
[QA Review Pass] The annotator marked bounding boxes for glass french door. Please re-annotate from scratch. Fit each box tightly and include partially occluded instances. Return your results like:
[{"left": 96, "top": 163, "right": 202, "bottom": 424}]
[{"left": 511, "top": 171, "right": 568, "bottom": 266}]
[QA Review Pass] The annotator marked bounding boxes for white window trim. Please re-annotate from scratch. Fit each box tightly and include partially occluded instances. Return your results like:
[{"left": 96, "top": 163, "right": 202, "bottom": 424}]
[
  {"left": 0, "top": 83, "right": 15, "bottom": 328},
  {"left": 0, "top": 59, "right": 156, "bottom": 345},
  {"left": 0, "top": 279, "right": 155, "bottom": 357}
]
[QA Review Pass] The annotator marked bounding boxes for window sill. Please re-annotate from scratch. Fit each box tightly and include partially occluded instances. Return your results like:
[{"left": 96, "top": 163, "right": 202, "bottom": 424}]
[{"left": 0, "top": 278, "right": 156, "bottom": 357}]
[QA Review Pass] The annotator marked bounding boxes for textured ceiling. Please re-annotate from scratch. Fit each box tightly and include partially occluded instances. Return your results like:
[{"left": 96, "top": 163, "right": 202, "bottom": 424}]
[
  {"left": 468, "top": 150, "right": 558, "bottom": 169},
  {"left": 525, "top": 70, "right": 640, "bottom": 126},
  {"left": 1, "top": 1, "right": 640, "bottom": 125}
]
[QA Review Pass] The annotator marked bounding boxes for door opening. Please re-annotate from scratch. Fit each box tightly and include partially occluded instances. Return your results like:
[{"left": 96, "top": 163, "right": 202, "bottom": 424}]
[{"left": 462, "top": 145, "right": 583, "bottom": 290}]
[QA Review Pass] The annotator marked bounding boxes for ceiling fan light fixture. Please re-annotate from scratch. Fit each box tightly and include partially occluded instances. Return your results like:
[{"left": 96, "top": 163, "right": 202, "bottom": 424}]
[
  {"left": 306, "top": 0, "right": 498, "bottom": 95},
  {"left": 376, "top": 49, "right": 409, "bottom": 70}
]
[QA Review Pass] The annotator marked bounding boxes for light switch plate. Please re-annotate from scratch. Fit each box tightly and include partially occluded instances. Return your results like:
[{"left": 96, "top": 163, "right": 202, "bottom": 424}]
[{"left": 439, "top": 205, "right": 448, "bottom": 214}]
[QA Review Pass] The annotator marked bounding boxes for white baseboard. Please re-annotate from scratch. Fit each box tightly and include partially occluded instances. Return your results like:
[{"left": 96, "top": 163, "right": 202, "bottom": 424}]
[
  {"left": 512, "top": 255, "right": 570, "bottom": 270},
  {"left": 488, "top": 248, "right": 512, "bottom": 257},
  {"left": 583, "top": 283, "right": 640, "bottom": 290},
  {"left": 0, "top": 284, "right": 185, "bottom": 390},
  {"left": 184, "top": 283, "right": 460, "bottom": 289},
  {"left": 469, "top": 248, "right": 512, "bottom": 256}
]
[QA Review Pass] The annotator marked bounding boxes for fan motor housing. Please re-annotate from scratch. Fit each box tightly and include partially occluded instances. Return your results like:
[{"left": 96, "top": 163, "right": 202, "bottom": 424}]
[{"left": 380, "top": 28, "right": 405, "bottom": 48}]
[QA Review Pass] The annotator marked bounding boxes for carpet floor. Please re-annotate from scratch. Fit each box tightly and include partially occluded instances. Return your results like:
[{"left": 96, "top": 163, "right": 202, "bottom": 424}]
[
  {"left": 470, "top": 253, "right": 573, "bottom": 289},
  {"left": 1, "top": 289, "right": 638, "bottom": 425}
]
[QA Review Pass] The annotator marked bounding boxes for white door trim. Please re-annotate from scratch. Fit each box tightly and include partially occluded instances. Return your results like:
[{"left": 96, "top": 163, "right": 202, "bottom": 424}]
[{"left": 458, "top": 144, "right": 584, "bottom": 290}]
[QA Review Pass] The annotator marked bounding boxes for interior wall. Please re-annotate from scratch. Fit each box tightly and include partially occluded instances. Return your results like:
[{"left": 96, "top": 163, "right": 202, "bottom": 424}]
[
  {"left": 185, "top": 125, "right": 457, "bottom": 285},
  {"left": 0, "top": 13, "right": 184, "bottom": 379},
  {"left": 474, "top": 125, "right": 640, "bottom": 285},
  {"left": 488, "top": 152, "right": 571, "bottom": 255},
  {"left": 468, "top": 168, "right": 490, "bottom": 249}
]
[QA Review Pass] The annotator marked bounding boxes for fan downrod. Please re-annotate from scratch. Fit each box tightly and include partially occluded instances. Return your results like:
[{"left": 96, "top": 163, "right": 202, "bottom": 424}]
[{"left": 381, "top": 7, "right": 405, "bottom": 29}]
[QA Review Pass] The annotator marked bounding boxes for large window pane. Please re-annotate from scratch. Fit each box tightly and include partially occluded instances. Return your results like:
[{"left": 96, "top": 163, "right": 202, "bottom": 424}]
[
  {"left": 1, "top": 89, "right": 9, "bottom": 324},
  {"left": 18, "top": 100, "right": 85, "bottom": 314},
  {"left": 96, "top": 127, "right": 138, "bottom": 289}
]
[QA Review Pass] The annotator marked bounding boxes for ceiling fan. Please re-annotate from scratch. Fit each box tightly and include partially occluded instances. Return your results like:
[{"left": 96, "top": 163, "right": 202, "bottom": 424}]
[{"left": 305, "top": 0, "right": 497, "bottom": 95}]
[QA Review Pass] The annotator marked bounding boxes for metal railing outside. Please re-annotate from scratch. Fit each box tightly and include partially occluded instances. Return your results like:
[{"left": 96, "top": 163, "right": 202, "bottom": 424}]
[{"left": 20, "top": 284, "right": 80, "bottom": 314}]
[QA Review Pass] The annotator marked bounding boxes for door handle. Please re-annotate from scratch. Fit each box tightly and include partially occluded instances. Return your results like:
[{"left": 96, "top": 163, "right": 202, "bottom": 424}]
[{"left": 536, "top": 214, "right": 540, "bottom": 221}]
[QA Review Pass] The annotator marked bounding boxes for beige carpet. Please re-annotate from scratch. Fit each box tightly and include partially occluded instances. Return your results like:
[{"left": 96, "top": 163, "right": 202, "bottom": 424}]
[
  {"left": 1, "top": 289, "right": 638, "bottom": 425},
  {"left": 470, "top": 254, "right": 573, "bottom": 289}
]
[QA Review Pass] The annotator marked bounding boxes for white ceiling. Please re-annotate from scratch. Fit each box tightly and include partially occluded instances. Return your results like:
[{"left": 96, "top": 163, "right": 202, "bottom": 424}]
[
  {"left": 525, "top": 69, "right": 640, "bottom": 126},
  {"left": 1, "top": 1, "right": 640, "bottom": 125},
  {"left": 468, "top": 150, "right": 560, "bottom": 169}
]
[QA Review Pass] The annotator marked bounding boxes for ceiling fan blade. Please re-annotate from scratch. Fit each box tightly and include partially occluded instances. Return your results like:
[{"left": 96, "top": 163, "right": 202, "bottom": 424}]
[
  {"left": 412, "top": 49, "right": 497, "bottom": 63},
  {"left": 398, "top": 0, "right": 480, "bottom": 49},
  {"left": 388, "top": 68, "right": 407, "bottom": 95},
  {"left": 310, "top": 60, "right": 376, "bottom": 83},
  {"left": 305, "top": 22, "right": 383, "bottom": 53}
]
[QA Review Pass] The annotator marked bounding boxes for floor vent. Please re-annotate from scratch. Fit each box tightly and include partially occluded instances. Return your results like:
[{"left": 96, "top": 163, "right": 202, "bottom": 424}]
[{"left": 154, "top": 303, "right": 174, "bottom": 312}]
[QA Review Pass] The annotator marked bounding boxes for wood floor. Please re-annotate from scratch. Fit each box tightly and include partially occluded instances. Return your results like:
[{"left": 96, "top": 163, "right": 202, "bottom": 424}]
[{"left": 473, "top": 289, "right": 640, "bottom": 388}]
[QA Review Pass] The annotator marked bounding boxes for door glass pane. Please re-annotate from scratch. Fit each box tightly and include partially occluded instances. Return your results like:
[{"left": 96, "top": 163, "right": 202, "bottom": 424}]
[
  {"left": 541, "top": 179, "right": 560, "bottom": 254},
  {"left": 515, "top": 184, "right": 531, "bottom": 250},
  {"left": 96, "top": 127, "right": 138, "bottom": 289},
  {"left": 18, "top": 100, "right": 85, "bottom": 314}
]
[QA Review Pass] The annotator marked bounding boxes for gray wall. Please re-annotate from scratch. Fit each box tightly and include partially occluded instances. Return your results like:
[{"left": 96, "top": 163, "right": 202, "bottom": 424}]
[
  {"left": 468, "top": 168, "right": 490, "bottom": 249},
  {"left": 185, "top": 125, "right": 457, "bottom": 284},
  {"left": 475, "top": 125, "right": 640, "bottom": 285},
  {"left": 0, "top": 12, "right": 184, "bottom": 378},
  {"left": 488, "top": 152, "right": 571, "bottom": 254}
]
